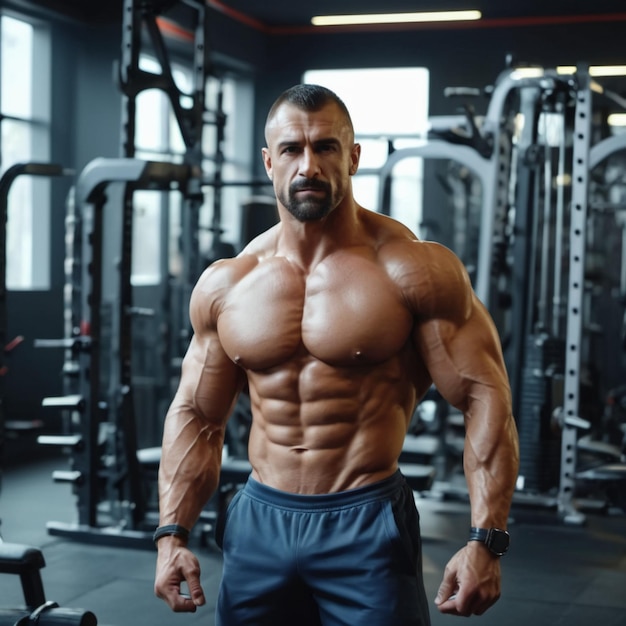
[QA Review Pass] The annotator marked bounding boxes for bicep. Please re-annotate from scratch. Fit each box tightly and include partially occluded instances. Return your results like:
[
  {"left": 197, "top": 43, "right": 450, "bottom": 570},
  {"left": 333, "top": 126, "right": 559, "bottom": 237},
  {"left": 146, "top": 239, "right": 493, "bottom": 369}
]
[
  {"left": 173, "top": 330, "right": 245, "bottom": 428},
  {"left": 414, "top": 295, "right": 511, "bottom": 415},
  {"left": 168, "top": 268, "right": 245, "bottom": 430}
]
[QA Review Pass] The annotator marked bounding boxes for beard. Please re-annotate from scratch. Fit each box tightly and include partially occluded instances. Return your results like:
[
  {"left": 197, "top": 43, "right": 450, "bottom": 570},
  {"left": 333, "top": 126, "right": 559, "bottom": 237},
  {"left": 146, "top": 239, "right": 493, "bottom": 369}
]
[{"left": 279, "top": 178, "right": 334, "bottom": 222}]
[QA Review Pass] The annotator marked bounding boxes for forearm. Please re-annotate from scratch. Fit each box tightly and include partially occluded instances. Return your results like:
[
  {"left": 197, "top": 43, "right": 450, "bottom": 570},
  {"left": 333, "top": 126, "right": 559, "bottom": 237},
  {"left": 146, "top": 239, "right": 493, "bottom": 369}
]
[
  {"left": 158, "top": 405, "right": 226, "bottom": 530},
  {"left": 463, "top": 404, "right": 519, "bottom": 528}
]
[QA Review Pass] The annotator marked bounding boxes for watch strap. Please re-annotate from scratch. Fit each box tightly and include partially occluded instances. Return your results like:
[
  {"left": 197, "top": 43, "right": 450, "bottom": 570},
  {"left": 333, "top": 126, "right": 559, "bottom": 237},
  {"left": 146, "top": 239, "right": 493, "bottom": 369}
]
[
  {"left": 153, "top": 524, "right": 190, "bottom": 545},
  {"left": 469, "top": 527, "right": 489, "bottom": 542},
  {"left": 468, "top": 526, "right": 510, "bottom": 556}
]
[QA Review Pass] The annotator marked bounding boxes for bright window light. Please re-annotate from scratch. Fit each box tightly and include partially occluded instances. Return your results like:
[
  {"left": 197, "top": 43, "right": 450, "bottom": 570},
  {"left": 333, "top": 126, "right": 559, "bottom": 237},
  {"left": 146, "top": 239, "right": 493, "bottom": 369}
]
[
  {"left": 1, "top": 14, "right": 51, "bottom": 290},
  {"left": 311, "top": 10, "right": 481, "bottom": 27},
  {"left": 303, "top": 68, "right": 429, "bottom": 234},
  {"left": 608, "top": 113, "right": 626, "bottom": 127}
]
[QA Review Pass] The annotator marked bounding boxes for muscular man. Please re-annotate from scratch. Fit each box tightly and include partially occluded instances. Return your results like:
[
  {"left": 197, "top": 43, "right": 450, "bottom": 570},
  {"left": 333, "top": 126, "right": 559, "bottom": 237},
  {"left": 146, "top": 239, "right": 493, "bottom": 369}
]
[{"left": 154, "top": 84, "right": 519, "bottom": 625}]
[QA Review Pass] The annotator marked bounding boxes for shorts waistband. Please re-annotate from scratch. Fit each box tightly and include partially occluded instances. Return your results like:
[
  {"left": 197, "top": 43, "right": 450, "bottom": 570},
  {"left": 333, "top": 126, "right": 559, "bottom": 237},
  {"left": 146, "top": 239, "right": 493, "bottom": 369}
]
[{"left": 242, "top": 470, "right": 405, "bottom": 512}]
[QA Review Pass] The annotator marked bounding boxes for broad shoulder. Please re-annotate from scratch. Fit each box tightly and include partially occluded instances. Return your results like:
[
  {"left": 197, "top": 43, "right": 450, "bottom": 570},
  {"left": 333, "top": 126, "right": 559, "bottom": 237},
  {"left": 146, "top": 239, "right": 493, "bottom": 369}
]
[
  {"left": 189, "top": 226, "right": 287, "bottom": 328},
  {"left": 193, "top": 255, "right": 256, "bottom": 297},
  {"left": 376, "top": 231, "right": 474, "bottom": 321},
  {"left": 197, "top": 225, "right": 281, "bottom": 290},
  {"left": 189, "top": 251, "right": 262, "bottom": 331}
]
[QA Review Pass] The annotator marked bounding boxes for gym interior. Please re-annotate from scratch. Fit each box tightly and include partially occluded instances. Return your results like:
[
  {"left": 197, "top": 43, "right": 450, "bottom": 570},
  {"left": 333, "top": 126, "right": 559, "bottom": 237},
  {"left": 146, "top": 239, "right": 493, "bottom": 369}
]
[{"left": 1, "top": 1, "right": 626, "bottom": 624}]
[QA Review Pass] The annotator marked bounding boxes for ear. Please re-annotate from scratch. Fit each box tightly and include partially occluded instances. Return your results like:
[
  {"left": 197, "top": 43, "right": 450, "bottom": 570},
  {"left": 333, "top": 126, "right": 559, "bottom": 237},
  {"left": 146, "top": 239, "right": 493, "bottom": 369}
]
[
  {"left": 349, "top": 143, "right": 361, "bottom": 176},
  {"left": 262, "top": 147, "right": 272, "bottom": 180}
]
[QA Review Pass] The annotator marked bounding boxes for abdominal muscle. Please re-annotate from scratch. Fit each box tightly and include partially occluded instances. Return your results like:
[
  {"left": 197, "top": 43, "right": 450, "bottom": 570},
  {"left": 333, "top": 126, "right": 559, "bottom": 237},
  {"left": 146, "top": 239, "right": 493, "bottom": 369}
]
[{"left": 243, "top": 353, "right": 416, "bottom": 494}]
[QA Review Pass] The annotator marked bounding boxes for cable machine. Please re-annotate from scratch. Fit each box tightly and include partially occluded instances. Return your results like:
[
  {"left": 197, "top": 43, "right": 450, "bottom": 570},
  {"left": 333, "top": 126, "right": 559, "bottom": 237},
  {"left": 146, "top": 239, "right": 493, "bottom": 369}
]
[{"left": 378, "top": 64, "right": 626, "bottom": 520}]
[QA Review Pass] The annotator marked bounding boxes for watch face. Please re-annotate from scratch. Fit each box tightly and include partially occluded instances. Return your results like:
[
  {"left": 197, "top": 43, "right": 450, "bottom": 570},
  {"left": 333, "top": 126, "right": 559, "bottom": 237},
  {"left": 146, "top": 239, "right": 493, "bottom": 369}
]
[{"left": 488, "top": 529, "right": 510, "bottom": 555}]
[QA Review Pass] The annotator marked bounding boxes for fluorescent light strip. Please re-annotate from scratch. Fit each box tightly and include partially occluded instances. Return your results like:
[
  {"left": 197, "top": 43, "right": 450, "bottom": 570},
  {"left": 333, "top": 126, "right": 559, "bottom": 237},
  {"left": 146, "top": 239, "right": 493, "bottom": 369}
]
[
  {"left": 311, "top": 10, "right": 482, "bottom": 27},
  {"left": 557, "top": 65, "right": 626, "bottom": 77},
  {"left": 511, "top": 68, "right": 545, "bottom": 79}
]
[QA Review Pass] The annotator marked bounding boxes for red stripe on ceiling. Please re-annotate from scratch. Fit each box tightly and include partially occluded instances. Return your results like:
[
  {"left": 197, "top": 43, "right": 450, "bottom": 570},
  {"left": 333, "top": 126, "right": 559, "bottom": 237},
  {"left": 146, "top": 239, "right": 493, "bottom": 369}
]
[
  {"left": 200, "top": 3, "right": 626, "bottom": 35},
  {"left": 156, "top": 17, "right": 195, "bottom": 42},
  {"left": 156, "top": 6, "right": 626, "bottom": 41},
  {"left": 205, "top": 0, "right": 269, "bottom": 32}
]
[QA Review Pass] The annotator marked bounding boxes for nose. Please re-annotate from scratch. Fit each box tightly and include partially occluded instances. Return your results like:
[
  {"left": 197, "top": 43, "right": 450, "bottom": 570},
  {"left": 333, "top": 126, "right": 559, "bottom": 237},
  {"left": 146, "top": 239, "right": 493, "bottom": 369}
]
[{"left": 298, "top": 146, "right": 321, "bottom": 178}]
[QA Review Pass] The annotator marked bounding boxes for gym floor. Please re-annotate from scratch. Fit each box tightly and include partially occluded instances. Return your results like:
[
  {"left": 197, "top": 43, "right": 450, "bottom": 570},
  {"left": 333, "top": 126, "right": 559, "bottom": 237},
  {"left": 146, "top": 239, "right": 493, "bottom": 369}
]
[{"left": 1, "top": 454, "right": 625, "bottom": 626}]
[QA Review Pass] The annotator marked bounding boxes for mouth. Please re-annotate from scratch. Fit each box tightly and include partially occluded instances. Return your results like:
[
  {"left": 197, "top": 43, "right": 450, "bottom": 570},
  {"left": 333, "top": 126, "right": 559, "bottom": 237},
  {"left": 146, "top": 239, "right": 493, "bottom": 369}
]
[
  {"left": 291, "top": 180, "right": 330, "bottom": 195},
  {"left": 295, "top": 187, "right": 325, "bottom": 194}
]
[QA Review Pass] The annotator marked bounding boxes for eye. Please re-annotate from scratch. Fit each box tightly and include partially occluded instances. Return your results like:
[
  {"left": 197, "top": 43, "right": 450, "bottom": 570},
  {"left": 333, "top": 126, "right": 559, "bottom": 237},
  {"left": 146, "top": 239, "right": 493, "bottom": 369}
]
[{"left": 317, "top": 142, "right": 338, "bottom": 153}]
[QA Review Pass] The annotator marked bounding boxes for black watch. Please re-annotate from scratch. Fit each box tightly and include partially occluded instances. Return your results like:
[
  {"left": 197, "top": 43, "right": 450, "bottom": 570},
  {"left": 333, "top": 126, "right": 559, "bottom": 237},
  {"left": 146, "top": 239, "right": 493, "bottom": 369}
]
[{"left": 468, "top": 527, "right": 510, "bottom": 556}]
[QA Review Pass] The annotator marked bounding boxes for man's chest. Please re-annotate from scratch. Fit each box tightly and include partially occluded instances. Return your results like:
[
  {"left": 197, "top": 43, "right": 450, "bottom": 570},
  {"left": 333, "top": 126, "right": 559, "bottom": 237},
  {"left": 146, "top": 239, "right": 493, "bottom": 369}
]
[{"left": 217, "top": 255, "right": 414, "bottom": 370}]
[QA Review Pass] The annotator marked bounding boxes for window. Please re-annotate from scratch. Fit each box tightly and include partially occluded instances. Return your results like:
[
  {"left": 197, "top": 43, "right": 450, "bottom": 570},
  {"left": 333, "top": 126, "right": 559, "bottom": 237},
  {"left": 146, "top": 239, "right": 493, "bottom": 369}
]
[
  {"left": 131, "top": 55, "right": 182, "bottom": 285},
  {"left": 132, "top": 55, "right": 253, "bottom": 284},
  {"left": 304, "top": 68, "right": 429, "bottom": 235},
  {"left": 1, "top": 13, "right": 51, "bottom": 289}
]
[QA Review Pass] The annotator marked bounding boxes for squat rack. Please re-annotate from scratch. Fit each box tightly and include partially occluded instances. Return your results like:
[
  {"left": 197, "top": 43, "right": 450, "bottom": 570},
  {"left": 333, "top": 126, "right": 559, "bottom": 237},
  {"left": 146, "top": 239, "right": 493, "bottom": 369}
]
[{"left": 39, "top": 159, "right": 192, "bottom": 545}]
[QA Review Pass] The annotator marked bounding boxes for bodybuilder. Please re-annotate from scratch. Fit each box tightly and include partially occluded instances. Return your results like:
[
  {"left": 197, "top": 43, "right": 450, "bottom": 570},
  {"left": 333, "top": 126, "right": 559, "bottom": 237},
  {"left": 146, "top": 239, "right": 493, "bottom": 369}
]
[{"left": 154, "top": 84, "right": 520, "bottom": 625}]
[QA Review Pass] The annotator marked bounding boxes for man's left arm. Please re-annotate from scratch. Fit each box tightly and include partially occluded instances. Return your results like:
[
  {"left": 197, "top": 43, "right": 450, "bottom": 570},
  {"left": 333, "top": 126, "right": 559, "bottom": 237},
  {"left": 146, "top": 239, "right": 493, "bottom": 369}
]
[{"left": 411, "top": 246, "right": 519, "bottom": 617}]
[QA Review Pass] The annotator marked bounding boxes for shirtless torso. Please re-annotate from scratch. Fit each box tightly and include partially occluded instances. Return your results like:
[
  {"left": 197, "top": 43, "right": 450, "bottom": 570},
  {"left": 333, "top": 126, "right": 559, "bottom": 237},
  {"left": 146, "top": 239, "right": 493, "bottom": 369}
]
[{"left": 212, "top": 211, "right": 436, "bottom": 494}]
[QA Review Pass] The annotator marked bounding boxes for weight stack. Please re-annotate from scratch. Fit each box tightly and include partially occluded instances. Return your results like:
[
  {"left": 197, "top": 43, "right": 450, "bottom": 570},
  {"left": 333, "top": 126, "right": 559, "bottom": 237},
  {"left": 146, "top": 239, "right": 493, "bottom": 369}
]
[{"left": 517, "top": 334, "right": 565, "bottom": 493}]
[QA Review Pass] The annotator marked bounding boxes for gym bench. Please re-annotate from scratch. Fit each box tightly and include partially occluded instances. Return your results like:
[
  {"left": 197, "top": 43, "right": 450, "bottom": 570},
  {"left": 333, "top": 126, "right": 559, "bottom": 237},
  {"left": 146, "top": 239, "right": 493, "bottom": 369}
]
[{"left": 0, "top": 543, "right": 97, "bottom": 626}]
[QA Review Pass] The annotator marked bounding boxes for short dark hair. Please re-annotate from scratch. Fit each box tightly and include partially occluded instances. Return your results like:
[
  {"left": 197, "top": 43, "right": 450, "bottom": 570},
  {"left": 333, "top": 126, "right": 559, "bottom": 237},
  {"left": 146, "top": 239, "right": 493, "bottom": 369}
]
[{"left": 265, "top": 84, "right": 354, "bottom": 135}]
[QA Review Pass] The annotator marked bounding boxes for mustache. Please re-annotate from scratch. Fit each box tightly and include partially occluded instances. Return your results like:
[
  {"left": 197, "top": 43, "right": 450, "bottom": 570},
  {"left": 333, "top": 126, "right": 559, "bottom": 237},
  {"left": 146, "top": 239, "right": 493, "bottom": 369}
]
[{"left": 290, "top": 178, "right": 330, "bottom": 194}]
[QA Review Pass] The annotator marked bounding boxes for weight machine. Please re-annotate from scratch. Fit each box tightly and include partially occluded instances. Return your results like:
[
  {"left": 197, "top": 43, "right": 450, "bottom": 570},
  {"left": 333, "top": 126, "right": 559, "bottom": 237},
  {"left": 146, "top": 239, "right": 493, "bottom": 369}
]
[
  {"left": 379, "top": 63, "right": 626, "bottom": 521},
  {"left": 503, "top": 66, "right": 626, "bottom": 521}
]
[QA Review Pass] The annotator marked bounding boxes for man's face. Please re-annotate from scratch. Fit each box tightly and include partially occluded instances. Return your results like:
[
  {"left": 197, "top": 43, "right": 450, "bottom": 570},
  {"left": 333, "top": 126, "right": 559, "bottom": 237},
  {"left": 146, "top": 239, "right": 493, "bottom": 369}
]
[{"left": 262, "top": 102, "right": 360, "bottom": 222}]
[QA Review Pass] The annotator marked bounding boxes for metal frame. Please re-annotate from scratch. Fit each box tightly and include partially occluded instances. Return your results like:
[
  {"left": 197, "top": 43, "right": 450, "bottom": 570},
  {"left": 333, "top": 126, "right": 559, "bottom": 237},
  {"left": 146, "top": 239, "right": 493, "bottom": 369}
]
[
  {"left": 556, "top": 68, "right": 593, "bottom": 523},
  {"left": 42, "top": 159, "right": 191, "bottom": 546},
  {"left": 0, "top": 163, "right": 72, "bottom": 509}
]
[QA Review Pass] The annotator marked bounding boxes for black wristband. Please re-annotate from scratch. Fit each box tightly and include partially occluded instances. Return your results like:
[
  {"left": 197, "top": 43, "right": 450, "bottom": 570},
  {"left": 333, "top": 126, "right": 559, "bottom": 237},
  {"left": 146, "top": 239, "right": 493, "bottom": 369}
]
[
  {"left": 153, "top": 524, "right": 190, "bottom": 545},
  {"left": 468, "top": 526, "right": 510, "bottom": 556},
  {"left": 468, "top": 527, "right": 489, "bottom": 542}
]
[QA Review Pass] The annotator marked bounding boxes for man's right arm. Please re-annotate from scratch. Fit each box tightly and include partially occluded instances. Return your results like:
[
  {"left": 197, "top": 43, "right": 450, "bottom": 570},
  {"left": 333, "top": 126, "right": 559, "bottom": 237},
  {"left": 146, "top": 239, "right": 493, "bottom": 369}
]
[{"left": 155, "top": 267, "right": 245, "bottom": 611}]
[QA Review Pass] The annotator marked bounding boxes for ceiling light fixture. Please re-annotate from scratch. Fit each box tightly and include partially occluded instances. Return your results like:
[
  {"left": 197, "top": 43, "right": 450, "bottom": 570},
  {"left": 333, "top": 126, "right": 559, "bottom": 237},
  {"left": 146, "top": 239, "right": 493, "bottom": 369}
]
[
  {"left": 557, "top": 65, "right": 626, "bottom": 77},
  {"left": 311, "top": 10, "right": 482, "bottom": 27}
]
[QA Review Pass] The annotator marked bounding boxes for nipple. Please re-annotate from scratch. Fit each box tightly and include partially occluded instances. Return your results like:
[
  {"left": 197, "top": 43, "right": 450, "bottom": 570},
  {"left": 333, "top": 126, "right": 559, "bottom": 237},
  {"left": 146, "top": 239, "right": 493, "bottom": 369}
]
[
  {"left": 354, "top": 350, "right": 363, "bottom": 359},
  {"left": 234, "top": 355, "right": 241, "bottom": 364}
]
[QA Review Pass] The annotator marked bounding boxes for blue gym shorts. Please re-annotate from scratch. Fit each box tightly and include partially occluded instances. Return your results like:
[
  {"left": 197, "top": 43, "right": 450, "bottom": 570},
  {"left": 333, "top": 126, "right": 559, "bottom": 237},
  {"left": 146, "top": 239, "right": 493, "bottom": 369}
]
[{"left": 215, "top": 469, "right": 431, "bottom": 626}]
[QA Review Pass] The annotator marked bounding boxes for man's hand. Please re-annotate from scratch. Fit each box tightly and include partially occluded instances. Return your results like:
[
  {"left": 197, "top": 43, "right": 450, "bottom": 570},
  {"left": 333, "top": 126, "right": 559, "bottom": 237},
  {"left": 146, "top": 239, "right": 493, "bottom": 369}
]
[
  {"left": 434, "top": 542, "right": 502, "bottom": 617},
  {"left": 155, "top": 538, "right": 206, "bottom": 612}
]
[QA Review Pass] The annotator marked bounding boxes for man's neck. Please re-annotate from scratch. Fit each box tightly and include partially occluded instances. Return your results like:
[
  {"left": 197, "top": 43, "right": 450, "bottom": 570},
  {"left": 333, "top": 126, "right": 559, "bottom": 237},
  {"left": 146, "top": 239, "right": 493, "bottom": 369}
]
[{"left": 275, "top": 202, "right": 361, "bottom": 271}]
